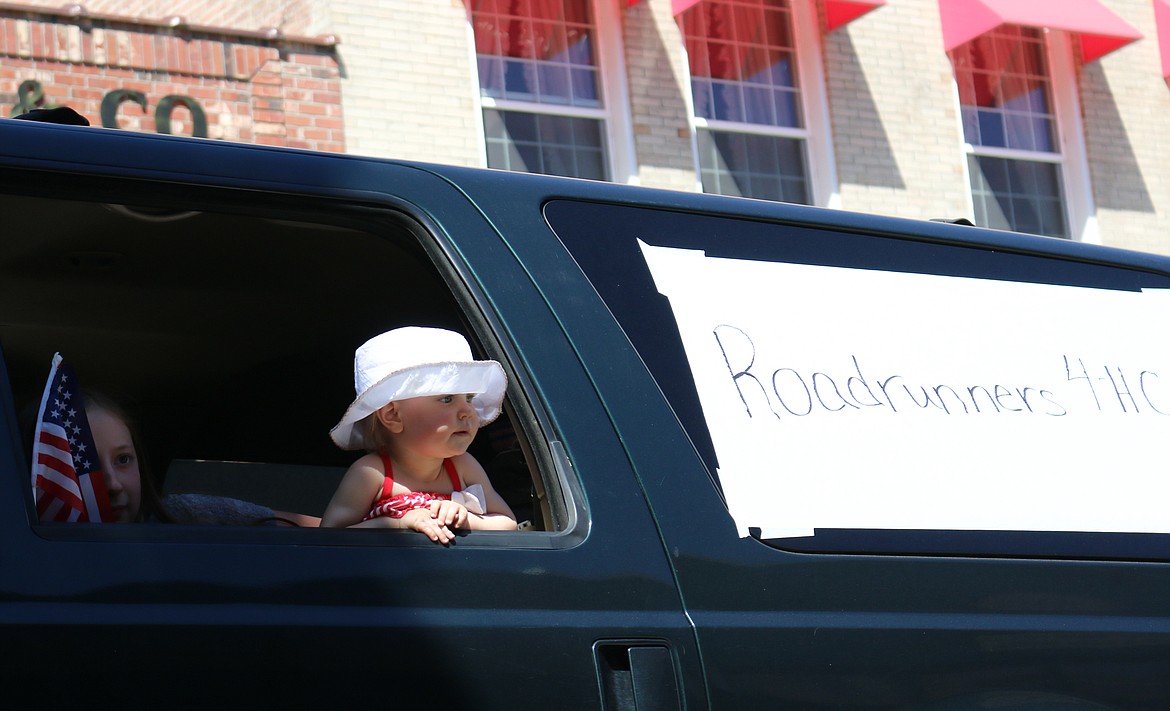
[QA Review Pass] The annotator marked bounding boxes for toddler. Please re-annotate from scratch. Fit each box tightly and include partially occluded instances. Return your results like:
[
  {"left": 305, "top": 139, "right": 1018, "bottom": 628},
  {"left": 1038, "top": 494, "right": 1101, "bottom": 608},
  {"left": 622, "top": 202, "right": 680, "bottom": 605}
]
[{"left": 322, "top": 327, "right": 518, "bottom": 542}]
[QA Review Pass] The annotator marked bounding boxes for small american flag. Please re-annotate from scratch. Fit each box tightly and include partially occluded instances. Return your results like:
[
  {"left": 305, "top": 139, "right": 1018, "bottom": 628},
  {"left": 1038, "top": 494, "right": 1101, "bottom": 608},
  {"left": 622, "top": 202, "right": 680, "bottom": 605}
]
[{"left": 30, "top": 354, "right": 111, "bottom": 523}]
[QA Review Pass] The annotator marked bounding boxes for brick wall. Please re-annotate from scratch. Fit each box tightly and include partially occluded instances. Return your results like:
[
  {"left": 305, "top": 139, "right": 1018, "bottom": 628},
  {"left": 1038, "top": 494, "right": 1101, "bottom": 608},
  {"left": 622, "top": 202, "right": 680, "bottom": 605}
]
[
  {"left": 824, "top": 0, "right": 969, "bottom": 221},
  {"left": 1083, "top": 0, "right": 1170, "bottom": 255},
  {"left": 0, "top": 4, "right": 343, "bottom": 152},
  {"left": 5, "top": 0, "right": 1170, "bottom": 255},
  {"left": 323, "top": 0, "right": 483, "bottom": 165},
  {"left": 11, "top": 0, "right": 320, "bottom": 35},
  {"left": 622, "top": 0, "right": 697, "bottom": 191}
]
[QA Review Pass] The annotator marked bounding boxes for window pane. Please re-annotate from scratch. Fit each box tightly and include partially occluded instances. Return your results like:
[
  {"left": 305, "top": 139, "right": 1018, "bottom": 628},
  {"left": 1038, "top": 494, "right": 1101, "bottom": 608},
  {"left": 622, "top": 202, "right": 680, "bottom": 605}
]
[
  {"left": 680, "top": 0, "right": 802, "bottom": 129},
  {"left": 538, "top": 62, "right": 572, "bottom": 104},
  {"left": 976, "top": 108, "right": 1005, "bottom": 148},
  {"left": 742, "top": 85, "right": 774, "bottom": 125},
  {"left": 953, "top": 27, "right": 1066, "bottom": 238},
  {"left": 504, "top": 59, "right": 537, "bottom": 99},
  {"left": 968, "top": 155, "right": 1068, "bottom": 238},
  {"left": 475, "top": 0, "right": 599, "bottom": 97},
  {"left": 570, "top": 67, "right": 600, "bottom": 106},
  {"left": 484, "top": 109, "right": 608, "bottom": 180},
  {"left": 710, "top": 81, "right": 744, "bottom": 122},
  {"left": 774, "top": 87, "right": 801, "bottom": 129},
  {"left": 951, "top": 27, "right": 1056, "bottom": 151},
  {"left": 478, "top": 56, "right": 504, "bottom": 98},
  {"left": 475, "top": 0, "right": 607, "bottom": 179},
  {"left": 697, "top": 128, "right": 809, "bottom": 204},
  {"left": 566, "top": 31, "right": 593, "bottom": 65}
]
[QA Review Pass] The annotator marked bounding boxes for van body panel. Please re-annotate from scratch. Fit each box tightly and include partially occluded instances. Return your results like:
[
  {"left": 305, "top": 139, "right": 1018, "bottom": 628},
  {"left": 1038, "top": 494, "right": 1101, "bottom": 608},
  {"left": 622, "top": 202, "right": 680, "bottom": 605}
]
[{"left": 1, "top": 122, "right": 1167, "bottom": 709}]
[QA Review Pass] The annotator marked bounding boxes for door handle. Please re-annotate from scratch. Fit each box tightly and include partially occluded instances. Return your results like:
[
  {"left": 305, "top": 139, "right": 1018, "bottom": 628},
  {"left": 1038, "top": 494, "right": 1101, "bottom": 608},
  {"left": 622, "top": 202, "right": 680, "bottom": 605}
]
[{"left": 594, "top": 641, "right": 681, "bottom": 711}]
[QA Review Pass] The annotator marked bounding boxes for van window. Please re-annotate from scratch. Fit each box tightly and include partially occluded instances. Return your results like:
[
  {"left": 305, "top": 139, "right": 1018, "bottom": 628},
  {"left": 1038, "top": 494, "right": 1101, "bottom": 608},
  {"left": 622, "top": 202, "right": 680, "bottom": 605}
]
[
  {"left": 546, "top": 199, "right": 1170, "bottom": 560},
  {"left": 2, "top": 187, "right": 558, "bottom": 538}
]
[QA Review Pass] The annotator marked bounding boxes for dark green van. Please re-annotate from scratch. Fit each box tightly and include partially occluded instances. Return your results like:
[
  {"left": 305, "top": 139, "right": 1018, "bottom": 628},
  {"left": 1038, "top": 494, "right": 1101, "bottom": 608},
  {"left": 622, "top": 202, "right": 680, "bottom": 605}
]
[{"left": 1, "top": 118, "right": 1167, "bottom": 709}]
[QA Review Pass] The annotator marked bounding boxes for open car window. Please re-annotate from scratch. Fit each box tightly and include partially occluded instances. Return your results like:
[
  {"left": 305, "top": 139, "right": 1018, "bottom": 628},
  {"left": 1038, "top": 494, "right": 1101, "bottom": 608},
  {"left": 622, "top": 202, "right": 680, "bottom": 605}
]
[{"left": 1, "top": 182, "right": 566, "bottom": 541}]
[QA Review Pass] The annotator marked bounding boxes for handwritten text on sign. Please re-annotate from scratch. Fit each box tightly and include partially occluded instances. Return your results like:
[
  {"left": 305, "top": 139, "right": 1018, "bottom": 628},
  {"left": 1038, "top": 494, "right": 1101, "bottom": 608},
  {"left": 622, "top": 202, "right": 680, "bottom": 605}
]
[{"left": 639, "top": 241, "right": 1170, "bottom": 538}]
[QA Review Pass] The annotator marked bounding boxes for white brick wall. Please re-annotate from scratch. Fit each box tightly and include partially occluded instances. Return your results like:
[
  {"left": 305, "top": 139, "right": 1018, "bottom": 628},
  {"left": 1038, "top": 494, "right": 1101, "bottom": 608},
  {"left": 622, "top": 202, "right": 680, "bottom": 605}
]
[
  {"left": 622, "top": 0, "right": 699, "bottom": 192},
  {"left": 326, "top": 0, "right": 481, "bottom": 164},
  {"left": 1083, "top": 0, "right": 1170, "bottom": 255},
  {"left": 825, "top": 0, "right": 970, "bottom": 222},
  {"left": 13, "top": 0, "right": 1170, "bottom": 254}
]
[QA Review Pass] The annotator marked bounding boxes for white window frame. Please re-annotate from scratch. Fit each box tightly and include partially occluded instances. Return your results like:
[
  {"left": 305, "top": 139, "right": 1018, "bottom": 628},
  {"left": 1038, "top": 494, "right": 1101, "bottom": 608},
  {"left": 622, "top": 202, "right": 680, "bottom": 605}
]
[
  {"left": 683, "top": 0, "right": 838, "bottom": 207},
  {"left": 466, "top": 0, "right": 636, "bottom": 184},
  {"left": 954, "top": 28, "right": 1097, "bottom": 242}
]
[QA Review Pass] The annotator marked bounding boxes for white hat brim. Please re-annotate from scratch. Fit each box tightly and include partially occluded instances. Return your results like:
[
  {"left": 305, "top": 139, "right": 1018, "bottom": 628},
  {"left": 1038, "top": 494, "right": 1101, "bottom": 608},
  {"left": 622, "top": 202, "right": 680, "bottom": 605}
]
[{"left": 330, "top": 359, "right": 506, "bottom": 450}]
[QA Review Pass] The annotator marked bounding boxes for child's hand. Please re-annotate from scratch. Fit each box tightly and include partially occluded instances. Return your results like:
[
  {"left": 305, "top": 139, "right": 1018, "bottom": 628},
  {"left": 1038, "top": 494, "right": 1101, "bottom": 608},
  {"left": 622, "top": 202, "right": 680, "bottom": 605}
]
[
  {"left": 401, "top": 507, "right": 456, "bottom": 544},
  {"left": 429, "top": 499, "right": 469, "bottom": 529}
]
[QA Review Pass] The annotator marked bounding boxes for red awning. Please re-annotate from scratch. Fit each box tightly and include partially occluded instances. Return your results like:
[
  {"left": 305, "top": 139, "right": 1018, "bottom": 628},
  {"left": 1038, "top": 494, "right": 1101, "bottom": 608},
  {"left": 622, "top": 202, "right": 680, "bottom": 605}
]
[
  {"left": 672, "top": 0, "right": 885, "bottom": 31},
  {"left": 1156, "top": 0, "right": 1170, "bottom": 79},
  {"left": 938, "top": 0, "right": 1142, "bottom": 63},
  {"left": 824, "top": 0, "right": 885, "bottom": 31}
]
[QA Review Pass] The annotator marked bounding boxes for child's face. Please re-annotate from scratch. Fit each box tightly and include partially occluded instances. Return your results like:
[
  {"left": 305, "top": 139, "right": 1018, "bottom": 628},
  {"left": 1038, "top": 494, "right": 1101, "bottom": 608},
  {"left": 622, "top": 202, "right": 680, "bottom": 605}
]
[
  {"left": 387, "top": 393, "right": 480, "bottom": 459},
  {"left": 87, "top": 405, "right": 142, "bottom": 523}
]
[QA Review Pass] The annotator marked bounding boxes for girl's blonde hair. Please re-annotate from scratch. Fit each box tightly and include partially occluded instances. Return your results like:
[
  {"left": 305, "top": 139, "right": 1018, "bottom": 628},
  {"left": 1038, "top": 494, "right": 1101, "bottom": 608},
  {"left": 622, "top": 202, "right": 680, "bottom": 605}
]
[{"left": 356, "top": 409, "right": 395, "bottom": 453}]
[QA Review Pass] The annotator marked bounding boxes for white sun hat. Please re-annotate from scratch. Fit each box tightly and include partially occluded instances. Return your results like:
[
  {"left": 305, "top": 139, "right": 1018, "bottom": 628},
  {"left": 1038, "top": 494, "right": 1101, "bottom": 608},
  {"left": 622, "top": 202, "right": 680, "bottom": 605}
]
[{"left": 330, "top": 327, "right": 507, "bottom": 451}]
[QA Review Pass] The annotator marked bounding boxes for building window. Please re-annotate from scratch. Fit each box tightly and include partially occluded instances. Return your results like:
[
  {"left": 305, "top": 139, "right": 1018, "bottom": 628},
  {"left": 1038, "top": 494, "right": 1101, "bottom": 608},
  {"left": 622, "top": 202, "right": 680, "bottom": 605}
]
[
  {"left": 472, "top": 0, "right": 610, "bottom": 180},
  {"left": 679, "top": 0, "right": 815, "bottom": 205},
  {"left": 951, "top": 27, "right": 1070, "bottom": 239}
]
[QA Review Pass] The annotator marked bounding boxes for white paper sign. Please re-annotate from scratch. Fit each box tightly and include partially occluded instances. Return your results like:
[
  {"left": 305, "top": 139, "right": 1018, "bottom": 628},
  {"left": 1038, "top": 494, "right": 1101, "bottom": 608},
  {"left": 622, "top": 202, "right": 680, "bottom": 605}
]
[{"left": 639, "top": 241, "right": 1170, "bottom": 538}]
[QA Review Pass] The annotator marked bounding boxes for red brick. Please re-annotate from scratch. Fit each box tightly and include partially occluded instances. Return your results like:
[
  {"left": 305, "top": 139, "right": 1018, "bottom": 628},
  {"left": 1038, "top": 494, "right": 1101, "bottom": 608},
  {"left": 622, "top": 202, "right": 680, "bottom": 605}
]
[
  {"left": 294, "top": 102, "right": 326, "bottom": 116},
  {"left": 73, "top": 87, "right": 103, "bottom": 101},
  {"left": 293, "top": 77, "right": 327, "bottom": 91},
  {"left": 184, "top": 85, "right": 219, "bottom": 100},
  {"left": 0, "top": 16, "right": 347, "bottom": 151},
  {"left": 2, "top": 21, "right": 15, "bottom": 54},
  {"left": 252, "top": 68, "right": 282, "bottom": 85},
  {"left": 54, "top": 24, "right": 68, "bottom": 60},
  {"left": 252, "top": 82, "right": 281, "bottom": 98},
  {"left": 252, "top": 109, "right": 284, "bottom": 123}
]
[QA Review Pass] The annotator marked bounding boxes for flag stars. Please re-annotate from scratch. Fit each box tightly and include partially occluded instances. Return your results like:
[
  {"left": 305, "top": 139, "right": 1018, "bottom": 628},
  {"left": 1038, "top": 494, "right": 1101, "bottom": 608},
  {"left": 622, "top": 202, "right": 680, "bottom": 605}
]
[{"left": 34, "top": 360, "right": 105, "bottom": 523}]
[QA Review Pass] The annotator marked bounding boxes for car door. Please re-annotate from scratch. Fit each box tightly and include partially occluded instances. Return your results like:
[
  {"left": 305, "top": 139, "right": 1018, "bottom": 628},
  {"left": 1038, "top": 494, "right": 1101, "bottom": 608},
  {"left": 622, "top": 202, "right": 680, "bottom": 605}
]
[
  {"left": 0, "top": 123, "right": 702, "bottom": 708},
  {"left": 516, "top": 190, "right": 1170, "bottom": 710}
]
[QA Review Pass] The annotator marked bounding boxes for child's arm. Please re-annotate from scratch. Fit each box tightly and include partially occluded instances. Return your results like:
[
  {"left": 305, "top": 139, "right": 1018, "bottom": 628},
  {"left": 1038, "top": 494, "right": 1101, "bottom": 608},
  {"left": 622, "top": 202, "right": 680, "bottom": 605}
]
[
  {"left": 321, "top": 456, "right": 389, "bottom": 528},
  {"left": 322, "top": 455, "right": 460, "bottom": 543},
  {"left": 454, "top": 453, "right": 518, "bottom": 531}
]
